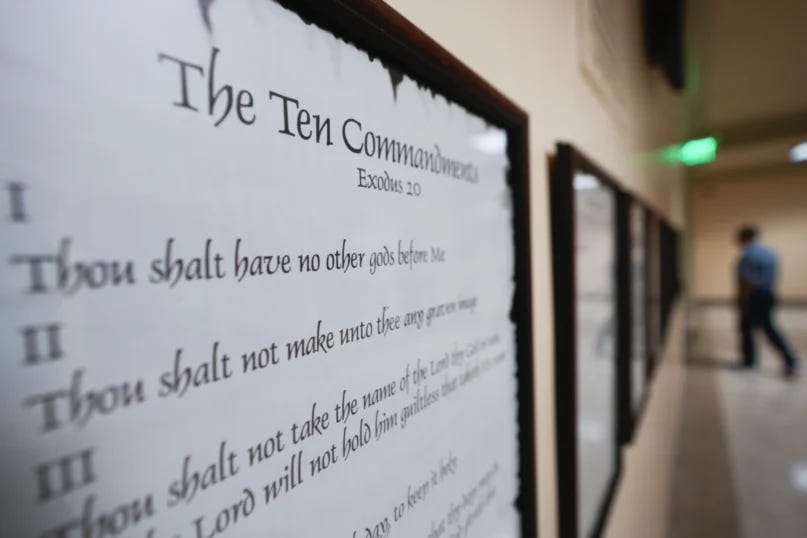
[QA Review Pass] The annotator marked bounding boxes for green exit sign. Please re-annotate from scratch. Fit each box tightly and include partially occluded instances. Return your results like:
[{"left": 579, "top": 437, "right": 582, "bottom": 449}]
[{"left": 661, "top": 136, "right": 718, "bottom": 166}]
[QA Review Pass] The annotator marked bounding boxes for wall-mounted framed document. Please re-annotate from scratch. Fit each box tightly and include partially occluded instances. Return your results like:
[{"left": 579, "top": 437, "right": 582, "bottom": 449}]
[
  {"left": 645, "top": 210, "right": 663, "bottom": 377},
  {"left": 626, "top": 200, "right": 649, "bottom": 439},
  {"left": 618, "top": 197, "right": 682, "bottom": 444},
  {"left": 645, "top": 210, "right": 682, "bottom": 377},
  {"left": 0, "top": 1, "right": 537, "bottom": 537},
  {"left": 618, "top": 198, "right": 654, "bottom": 444},
  {"left": 659, "top": 219, "right": 682, "bottom": 341},
  {"left": 551, "top": 143, "right": 627, "bottom": 538}
]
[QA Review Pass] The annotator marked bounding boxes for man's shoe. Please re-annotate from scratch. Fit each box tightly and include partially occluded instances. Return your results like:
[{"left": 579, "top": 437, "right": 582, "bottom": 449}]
[{"left": 784, "top": 365, "right": 800, "bottom": 379}]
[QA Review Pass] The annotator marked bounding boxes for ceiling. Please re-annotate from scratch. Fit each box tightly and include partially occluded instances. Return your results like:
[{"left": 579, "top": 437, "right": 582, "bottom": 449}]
[{"left": 685, "top": 0, "right": 807, "bottom": 176}]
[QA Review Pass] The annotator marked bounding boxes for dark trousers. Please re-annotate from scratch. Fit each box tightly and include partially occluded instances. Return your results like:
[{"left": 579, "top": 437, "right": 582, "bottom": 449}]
[{"left": 740, "top": 290, "right": 798, "bottom": 369}]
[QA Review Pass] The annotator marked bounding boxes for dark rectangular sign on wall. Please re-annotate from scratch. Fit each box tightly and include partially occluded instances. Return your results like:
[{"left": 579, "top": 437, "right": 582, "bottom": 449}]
[{"left": 0, "top": 1, "right": 537, "bottom": 536}]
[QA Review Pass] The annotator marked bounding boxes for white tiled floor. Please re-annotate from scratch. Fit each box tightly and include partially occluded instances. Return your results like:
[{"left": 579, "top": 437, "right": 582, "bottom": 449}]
[
  {"left": 669, "top": 305, "right": 807, "bottom": 537},
  {"left": 718, "top": 363, "right": 807, "bottom": 537}
]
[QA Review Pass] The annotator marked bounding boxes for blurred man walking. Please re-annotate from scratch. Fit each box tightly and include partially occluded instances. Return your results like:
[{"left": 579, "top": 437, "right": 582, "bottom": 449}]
[{"left": 736, "top": 225, "right": 800, "bottom": 378}]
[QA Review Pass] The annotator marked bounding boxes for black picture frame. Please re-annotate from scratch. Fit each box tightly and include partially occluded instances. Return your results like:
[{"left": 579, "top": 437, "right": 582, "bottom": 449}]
[
  {"left": 618, "top": 197, "right": 682, "bottom": 445},
  {"left": 660, "top": 219, "right": 682, "bottom": 338},
  {"left": 551, "top": 143, "right": 627, "bottom": 538},
  {"left": 619, "top": 200, "right": 656, "bottom": 444},
  {"left": 644, "top": 209, "right": 662, "bottom": 381},
  {"left": 645, "top": 209, "right": 682, "bottom": 377},
  {"left": 618, "top": 198, "right": 643, "bottom": 445},
  {"left": 279, "top": 1, "right": 538, "bottom": 536}
]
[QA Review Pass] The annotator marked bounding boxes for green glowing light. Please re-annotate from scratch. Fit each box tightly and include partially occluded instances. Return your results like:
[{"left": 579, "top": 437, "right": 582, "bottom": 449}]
[
  {"left": 680, "top": 136, "right": 718, "bottom": 165},
  {"left": 659, "top": 136, "right": 718, "bottom": 166}
]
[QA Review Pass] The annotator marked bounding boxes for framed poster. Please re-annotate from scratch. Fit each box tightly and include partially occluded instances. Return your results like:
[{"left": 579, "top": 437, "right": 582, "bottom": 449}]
[
  {"left": 551, "top": 143, "right": 626, "bottom": 538},
  {"left": 642, "top": 212, "right": 681, "bottom": 381},
  {"left": 659, "top": 220, "right": 682, "bottom": 340},
  {"left": 628, "top": 202, "right": 648, "bottom": 430},
  {"left": 616, "top": 197, "right": 681, "bottom": 446},
  {"left": 0, "top": 1, "right": 537, "bottom": 537},
  {"left": 645, "top": 211, "right": 663, "bottom": 377},
  {"left": 617, "top": 199, "right": 653, "bottom": 444}
]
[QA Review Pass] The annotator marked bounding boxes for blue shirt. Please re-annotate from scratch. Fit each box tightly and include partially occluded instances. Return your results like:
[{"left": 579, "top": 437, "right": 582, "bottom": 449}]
[{"left": 737, "top": 242, "right": 778, "bottom": 292}]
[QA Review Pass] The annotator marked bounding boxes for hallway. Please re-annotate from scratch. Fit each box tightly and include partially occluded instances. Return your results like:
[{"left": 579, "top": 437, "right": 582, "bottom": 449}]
[{"left": 669, "top": 350, "right": 807, "bottom": 537}]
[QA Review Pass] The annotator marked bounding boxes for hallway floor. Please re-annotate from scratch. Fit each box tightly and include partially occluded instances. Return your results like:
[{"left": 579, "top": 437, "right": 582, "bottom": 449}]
[{"left": 669, "top": 357, "right": 807, "bottom": 537}]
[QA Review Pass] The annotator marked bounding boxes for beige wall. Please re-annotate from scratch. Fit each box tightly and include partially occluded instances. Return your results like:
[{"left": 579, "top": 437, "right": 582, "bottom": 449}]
[
  {"left": 384, "top": 1, "right": 686, "bottom": 536},
  {"left": 692, "top": 167, "right": 807, "bottom": 300}
]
